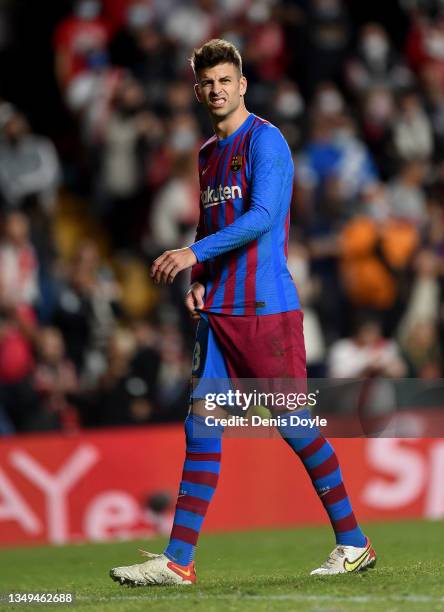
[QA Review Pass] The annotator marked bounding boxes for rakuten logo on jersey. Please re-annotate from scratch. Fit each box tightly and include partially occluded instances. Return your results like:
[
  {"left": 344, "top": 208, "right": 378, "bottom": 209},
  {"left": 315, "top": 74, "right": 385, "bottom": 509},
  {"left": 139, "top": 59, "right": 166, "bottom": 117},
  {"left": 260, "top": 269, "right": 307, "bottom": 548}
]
[{"left": 201, "top": 184, "right": 242, "bottom": 207}]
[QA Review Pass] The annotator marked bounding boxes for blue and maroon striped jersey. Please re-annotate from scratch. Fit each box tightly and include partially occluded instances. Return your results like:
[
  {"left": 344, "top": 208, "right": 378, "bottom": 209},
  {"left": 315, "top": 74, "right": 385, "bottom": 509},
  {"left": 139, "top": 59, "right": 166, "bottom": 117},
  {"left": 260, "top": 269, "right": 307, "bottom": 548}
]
[{"left": 190, "top": 113, "right": 300, "bottom": 315}]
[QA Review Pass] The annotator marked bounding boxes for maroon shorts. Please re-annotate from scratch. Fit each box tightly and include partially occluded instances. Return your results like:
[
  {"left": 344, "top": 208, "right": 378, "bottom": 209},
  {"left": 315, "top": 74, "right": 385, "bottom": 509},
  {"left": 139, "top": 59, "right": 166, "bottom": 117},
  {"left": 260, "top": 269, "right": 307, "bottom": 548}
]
[{"left": 206, "top": 309, "right": 307, "bottom": 379}]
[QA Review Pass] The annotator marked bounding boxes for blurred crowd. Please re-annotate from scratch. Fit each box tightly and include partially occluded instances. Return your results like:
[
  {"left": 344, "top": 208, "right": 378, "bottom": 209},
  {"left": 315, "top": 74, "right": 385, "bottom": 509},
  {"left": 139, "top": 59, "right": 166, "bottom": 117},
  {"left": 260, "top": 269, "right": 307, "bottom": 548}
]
[{"left": 0, "top": 0, "right": 443, "bottom": 434}]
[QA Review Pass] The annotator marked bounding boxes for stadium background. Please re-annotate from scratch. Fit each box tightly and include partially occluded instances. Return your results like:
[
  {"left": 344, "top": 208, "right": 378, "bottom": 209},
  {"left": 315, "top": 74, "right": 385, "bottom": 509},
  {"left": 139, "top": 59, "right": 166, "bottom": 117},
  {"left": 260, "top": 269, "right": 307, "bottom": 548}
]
[{"left": 0, "top": 0, "right": 443, "bottom": 548}]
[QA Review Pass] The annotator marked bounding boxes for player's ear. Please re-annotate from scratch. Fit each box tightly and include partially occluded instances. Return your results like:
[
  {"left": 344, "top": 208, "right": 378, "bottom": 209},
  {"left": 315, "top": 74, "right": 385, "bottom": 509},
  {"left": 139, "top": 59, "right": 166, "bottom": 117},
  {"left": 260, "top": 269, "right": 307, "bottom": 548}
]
[
  {"left": 194, "top": 83, "right": 202, "bottom": 103},
  {"left": 239, "top": 75, "right": 247, "bottom": 97}
]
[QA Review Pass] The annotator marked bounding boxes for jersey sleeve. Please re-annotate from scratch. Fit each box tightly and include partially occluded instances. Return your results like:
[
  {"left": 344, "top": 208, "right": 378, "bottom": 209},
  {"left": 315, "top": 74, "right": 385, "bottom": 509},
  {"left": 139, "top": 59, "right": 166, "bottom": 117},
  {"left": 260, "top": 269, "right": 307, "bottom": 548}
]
[{"left": 189, "top": 125, "right": 293, "bottom": 263}]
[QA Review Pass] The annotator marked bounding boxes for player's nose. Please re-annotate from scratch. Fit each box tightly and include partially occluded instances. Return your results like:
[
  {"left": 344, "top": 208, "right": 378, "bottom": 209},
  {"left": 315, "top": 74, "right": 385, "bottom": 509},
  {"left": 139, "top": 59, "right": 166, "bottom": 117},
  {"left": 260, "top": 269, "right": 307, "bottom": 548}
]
[{"left": 210, "top": 84, "right": 223, "bottom": 95}]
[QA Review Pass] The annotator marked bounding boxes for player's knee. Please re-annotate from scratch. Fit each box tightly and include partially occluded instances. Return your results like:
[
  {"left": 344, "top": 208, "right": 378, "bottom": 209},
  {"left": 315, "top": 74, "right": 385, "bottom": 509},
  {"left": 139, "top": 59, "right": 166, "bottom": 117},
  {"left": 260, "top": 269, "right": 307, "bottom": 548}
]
[
  {"left": 190, "top": 398, "right": 208, "bottom": 417},
  {"left": 184, "top": 413, "right": 223, "bottom": 451},
  {"left": 276, "top": 408, "right": 323, "bottom": 452}
]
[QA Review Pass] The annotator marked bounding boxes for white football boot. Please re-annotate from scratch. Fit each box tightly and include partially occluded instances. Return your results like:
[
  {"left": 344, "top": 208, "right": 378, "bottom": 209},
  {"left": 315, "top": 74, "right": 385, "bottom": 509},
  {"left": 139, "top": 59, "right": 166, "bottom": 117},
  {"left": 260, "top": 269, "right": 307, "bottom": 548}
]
[
  {"left": 110, "top": 550, "right": 196, "bottom": 586},
  {"left": 310, "top": 537, "right": 376, "bottom": 575}
]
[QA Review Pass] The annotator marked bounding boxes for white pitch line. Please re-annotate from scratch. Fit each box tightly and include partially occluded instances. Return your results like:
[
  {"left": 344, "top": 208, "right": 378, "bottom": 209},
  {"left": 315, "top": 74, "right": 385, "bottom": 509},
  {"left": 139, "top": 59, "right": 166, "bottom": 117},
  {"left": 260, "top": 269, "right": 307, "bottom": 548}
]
[{"left": 77, "top": 593, "right": 444, "bottom": 604}]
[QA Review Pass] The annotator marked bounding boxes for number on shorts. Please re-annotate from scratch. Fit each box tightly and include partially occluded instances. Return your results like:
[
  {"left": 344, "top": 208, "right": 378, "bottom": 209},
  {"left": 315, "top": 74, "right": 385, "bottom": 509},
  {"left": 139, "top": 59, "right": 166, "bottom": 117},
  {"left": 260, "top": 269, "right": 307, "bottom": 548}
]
[{"left": 192, "top": 341, "right": 201, "bottom": 373}]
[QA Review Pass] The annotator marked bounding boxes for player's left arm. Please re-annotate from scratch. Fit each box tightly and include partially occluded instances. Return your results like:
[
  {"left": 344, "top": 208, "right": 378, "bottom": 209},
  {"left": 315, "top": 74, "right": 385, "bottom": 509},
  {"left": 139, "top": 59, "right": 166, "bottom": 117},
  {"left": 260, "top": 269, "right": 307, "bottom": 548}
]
[{"left": 189, "top": 126, "right": 292, "bottom": 263}]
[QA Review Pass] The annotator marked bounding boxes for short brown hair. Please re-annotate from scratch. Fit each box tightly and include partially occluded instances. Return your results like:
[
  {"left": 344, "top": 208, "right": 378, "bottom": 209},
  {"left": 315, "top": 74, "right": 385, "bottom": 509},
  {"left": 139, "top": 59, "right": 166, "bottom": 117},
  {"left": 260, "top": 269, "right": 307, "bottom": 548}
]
[{"left": 190, "top": 39, "right": 242, "bottom": 77}]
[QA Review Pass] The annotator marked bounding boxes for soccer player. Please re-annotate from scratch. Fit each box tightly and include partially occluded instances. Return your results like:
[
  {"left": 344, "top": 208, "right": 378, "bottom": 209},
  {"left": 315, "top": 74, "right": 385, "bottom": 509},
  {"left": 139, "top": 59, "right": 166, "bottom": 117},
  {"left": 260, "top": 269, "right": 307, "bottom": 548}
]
[{"left": 110, "top": 39, "right": 376, "bottom": 586}]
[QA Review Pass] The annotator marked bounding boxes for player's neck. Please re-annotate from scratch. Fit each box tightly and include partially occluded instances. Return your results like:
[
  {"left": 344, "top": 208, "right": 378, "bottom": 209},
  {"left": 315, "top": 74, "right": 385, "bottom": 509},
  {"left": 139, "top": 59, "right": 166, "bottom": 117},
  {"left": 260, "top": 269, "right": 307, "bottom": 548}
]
[{"left": 212, "top": 106, "right": 250, "bottom": 140}]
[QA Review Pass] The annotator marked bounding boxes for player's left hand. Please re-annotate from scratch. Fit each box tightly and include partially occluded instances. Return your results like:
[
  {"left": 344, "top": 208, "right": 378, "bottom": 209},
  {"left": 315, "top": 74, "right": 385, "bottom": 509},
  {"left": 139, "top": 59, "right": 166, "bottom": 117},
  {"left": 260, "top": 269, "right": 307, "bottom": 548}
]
[{"left": 150, "top": 248, "right": 197, "bottom": 284}]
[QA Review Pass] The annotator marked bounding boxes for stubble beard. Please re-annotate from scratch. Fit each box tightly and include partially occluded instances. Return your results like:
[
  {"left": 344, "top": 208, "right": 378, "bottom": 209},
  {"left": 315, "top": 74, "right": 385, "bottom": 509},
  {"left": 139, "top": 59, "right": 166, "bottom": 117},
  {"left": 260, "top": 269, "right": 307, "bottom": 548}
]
[{"left": 208, "top": 98, "right": 240, "bottom": 125}]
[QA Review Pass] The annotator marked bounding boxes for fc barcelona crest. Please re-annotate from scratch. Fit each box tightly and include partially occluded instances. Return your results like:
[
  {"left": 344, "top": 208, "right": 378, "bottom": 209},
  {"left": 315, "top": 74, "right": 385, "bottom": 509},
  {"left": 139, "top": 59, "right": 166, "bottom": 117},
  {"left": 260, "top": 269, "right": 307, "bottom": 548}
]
[{"left": 231, "top": 155, "right": 243, "bottom": 172}]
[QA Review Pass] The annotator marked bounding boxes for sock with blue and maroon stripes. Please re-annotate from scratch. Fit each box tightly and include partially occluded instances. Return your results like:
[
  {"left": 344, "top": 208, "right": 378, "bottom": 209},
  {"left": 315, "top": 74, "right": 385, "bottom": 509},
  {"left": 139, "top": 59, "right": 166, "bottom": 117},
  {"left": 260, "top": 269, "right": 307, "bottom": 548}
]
[
  {"left": 164, "top": 414, "right": 223, "bottom": 565},
  {"left": 278, "top": 410, "right": 366, "bottom": 547}
]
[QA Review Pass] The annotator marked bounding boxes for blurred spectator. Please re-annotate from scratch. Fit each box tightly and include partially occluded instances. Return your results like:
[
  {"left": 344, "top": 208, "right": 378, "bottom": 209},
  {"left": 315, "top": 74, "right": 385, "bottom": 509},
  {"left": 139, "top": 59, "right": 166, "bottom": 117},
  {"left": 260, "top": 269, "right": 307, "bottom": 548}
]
[
  {"left": 0, "top": 211, "right": 38, "bottom": 308},
  {"left": 339, "top": 215, "right": 418, "bottom": 313},
  {"left": 393, "top": 90, "right": 433, "bottom": 161},
  {"left": 0, "top": 305, "right": 37, "bottom": 431},
  {"left": 165, "top": 80, "right": 195, "bottom": 116},
  {"left": 130, "top": 318, "right": 161, "bottom": 396},
  {"left": 163, "top": 0, "right": 216, "bottom": 51},
  {"left": 32, "top": 327, "right": 79, "bottom": 431},
  {"left": 112, "top": 254, "right": 157, "bottom": 318},
  {"left": 312, "top": 82, "right": 345, "bottom": 119},
  {"left": 287, "top": 240, "right": 326, "bottom": 376},
  {"left": 297, "top": 112, "right": 344, "bottom": 228},
  {"left": 297, "top": 109, "right": 377, "bottom": 227},
  {"left": 270, "top": 79, "right": 305, "bottom": 151},
  {"left": 146, "top": 112, "right": 200, "bottom": 200},
  {"left": 360, "top": 87, "right": 396, "bottom": 179},
  {"left": 405, "top": 3, "right": 444, "bottom": 84},
  {"left": 331, "top": 114, "right": 378, "bottom": 202},
  {"left": 326, "top": 314, "right": 407, "bottom": 423},
  {"left": 156, "top": 320, "right": 190, "bottom": 420},
  {"left": 0, "top": 107, "right": 60, "bottom": 213},
  {"left": 97, "top": 76, "right": 159, "bottom": 248},
  {"left": 243, "top": 1, "right": 288, "bottom": 83},
  {"left": 66, "top": 65, "right": 122, "bottom": 148},
  {"left": 400, "top": 319, "right": 443, "bottom": 378},
  {"left": 148, "top": 153, "right": 199, "bottom": 252},
  {"left": 53, "top": 0, "right": 109, "bottom": 91},
  {"left": 167, "top": 111, "right": 200, "bottom": 153},
  {"left": 427, "top": 186, "right": 444, "bottom": 252},
  {"left": 0, "top": 305, "right": 35, "bottom": 386},
  {"left": 328, "top": 314, "right": 406, "bottom": 378},
  {"left": 420, "top": 64, "right": 444, "bottom": 159},
  {"left": 387, "top": 159, "right": 428, "bottom": 225},
  {"left": 346, "top": 23, "right": 413, "bottom": 95},
  {"left": 52, "top": 240, "right": 119, "bottom": 380},
  {"left": 359, "top": 182, "right": 392, "bottom": 222},
  {"left": 86, "top": 327, "right": 155, "bottom": 427},
  {"left": 398, "top": 250, "right": 441, "bottom": 340},
  {"left": 305, "top": 0, "right": 350, "bottom": 93},
  {"left": 110, "top": 11, "right": 175, "bottom": 106},
  {"left": 109, "top": 1, "right": 155, "bottom": 69},
  {"left": 65, "top": 52, "right": 122, "bottom": 146}
]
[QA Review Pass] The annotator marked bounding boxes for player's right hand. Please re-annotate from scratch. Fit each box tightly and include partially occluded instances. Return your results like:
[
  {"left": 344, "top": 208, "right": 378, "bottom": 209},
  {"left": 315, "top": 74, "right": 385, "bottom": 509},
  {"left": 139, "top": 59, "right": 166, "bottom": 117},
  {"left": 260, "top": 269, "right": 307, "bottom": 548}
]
[{"left": 185, "top": 282, "right": 205, "bottom": 319}]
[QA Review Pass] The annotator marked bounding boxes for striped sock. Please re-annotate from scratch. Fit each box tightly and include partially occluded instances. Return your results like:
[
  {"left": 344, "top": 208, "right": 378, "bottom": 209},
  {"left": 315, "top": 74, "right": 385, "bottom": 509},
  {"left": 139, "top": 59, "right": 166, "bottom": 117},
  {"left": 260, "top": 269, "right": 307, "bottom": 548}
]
[
  {"left": 164, "top": 414, "right": 223, "bottom": 565},
  {"left": 278, "top": 410, "right": 366, "bottom": 547}
]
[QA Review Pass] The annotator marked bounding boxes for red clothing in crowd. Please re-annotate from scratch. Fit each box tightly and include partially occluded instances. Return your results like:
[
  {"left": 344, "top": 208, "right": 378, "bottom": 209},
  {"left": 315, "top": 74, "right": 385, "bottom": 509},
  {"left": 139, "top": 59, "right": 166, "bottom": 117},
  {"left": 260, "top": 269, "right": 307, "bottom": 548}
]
[{"left": 53, "top": 14, "right": 110, "bottom": 85}]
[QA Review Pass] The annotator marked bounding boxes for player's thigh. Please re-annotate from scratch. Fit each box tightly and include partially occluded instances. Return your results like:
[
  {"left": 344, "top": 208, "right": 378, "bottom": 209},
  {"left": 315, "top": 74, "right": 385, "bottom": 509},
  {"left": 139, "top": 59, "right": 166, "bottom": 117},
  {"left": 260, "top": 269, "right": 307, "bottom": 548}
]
[
  {"left": 190, "top": 314, "right": 231, "bottom": 418},
  {"left": 191, "top": 398, "right": 230, "bottom": 419}
]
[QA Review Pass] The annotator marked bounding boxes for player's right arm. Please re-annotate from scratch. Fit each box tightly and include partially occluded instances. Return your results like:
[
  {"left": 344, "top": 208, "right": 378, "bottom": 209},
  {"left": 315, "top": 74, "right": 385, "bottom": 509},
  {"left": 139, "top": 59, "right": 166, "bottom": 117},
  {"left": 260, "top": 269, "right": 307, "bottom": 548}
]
[
  {"left": 186, "top": 179, "right": 207, "bottom": 318},
  {"left": 190, "top": 202, "right": 207, "bottom": 286}
]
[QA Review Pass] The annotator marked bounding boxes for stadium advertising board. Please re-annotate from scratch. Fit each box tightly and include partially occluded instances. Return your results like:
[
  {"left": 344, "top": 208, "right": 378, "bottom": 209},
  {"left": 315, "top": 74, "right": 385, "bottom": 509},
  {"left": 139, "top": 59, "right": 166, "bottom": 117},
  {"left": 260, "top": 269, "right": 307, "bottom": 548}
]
[{"left": 0, "top": 425, "right": 443, "bottom": 546}]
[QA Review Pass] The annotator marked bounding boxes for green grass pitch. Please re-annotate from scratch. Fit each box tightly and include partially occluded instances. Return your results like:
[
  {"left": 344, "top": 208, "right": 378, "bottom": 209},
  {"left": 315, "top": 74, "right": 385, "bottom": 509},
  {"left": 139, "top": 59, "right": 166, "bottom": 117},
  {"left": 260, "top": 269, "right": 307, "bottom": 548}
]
[{"left": 1, "top": 520, "right": 443, "bottom": 611}]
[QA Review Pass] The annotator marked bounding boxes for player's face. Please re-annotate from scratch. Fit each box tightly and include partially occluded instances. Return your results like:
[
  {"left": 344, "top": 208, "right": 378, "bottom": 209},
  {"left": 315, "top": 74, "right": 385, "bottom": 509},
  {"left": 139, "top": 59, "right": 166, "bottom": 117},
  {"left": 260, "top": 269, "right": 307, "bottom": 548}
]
[{"left": 194, "top": 63, "right": 247, "bottom": 120}]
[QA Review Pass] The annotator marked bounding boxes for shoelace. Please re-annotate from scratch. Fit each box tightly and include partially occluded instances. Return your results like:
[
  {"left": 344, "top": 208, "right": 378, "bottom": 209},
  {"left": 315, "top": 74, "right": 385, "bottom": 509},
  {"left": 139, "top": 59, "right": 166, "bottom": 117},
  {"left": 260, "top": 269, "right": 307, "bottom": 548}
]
[
  {"left": 322, "top": 546, "right": 345, "bottom": 568},
  {"left": 138, "top": 549, "right": 160, "bottom": 559}
]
